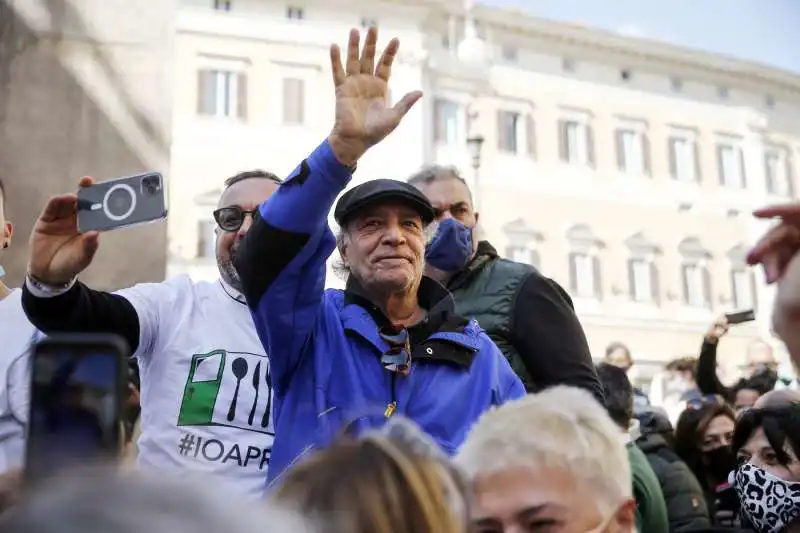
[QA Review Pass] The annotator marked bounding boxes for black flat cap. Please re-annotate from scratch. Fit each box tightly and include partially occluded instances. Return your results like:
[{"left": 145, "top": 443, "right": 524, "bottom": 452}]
[{"left": 334, "top": 179, "right": 435, "bottom": 226}]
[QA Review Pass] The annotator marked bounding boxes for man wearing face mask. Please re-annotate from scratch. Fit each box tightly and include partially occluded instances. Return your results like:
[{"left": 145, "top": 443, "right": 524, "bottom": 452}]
[
  {"left": 21, "top": 171, "right": 281, "bottom": 498},
  {"left": 409, "top": 166, "right": 603, "bottom": 401}
]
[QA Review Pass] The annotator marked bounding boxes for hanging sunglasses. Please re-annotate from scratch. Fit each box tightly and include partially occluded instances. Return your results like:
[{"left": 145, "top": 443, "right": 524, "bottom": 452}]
[
  {"left": 213, "top": 206, "right": 257, "bottom": 232},
  {"left": 379, "top": 325, "right": 411, "bottom": 377}
]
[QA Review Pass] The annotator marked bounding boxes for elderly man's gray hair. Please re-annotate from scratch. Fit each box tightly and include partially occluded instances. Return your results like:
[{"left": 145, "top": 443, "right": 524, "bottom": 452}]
[{"left": 0, "top": 467, "right": 315, "bottom": 533}]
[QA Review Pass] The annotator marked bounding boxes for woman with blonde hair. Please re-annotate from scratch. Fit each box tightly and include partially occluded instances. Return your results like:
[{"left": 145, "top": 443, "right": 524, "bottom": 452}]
[{"left": 272, "top": 417, "right": 468, "bottom": 533}]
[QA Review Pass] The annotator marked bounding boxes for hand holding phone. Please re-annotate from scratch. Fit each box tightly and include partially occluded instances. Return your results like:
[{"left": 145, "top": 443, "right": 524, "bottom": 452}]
[{"left": 25, "top": 334, "right": 129, "bottom": 485}]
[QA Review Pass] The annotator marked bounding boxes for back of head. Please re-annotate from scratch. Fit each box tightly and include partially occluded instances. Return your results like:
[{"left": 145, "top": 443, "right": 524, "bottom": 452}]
[
  {"left": 457, "top": 386, "right": 632, "bottom": 516},
  {"left": 0, "top": 467, "right": 311, "bottom": 533},
  {"left": 596, "top": 363, "right": 634, "bottom": 430},
  {"left": 273, "top": 418, "right": 466, "bottom": 533}
]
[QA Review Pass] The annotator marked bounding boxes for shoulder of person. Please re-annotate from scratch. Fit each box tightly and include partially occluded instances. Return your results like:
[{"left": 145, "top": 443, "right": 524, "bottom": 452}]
[{"left": 114, "top": 274, "right": 197, "bottom": 309}]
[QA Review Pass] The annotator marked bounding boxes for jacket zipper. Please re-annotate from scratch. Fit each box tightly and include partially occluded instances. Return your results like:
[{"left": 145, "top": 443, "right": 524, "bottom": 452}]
[{"left": 384, "top": 373, "right": 398, "bottom": 417}]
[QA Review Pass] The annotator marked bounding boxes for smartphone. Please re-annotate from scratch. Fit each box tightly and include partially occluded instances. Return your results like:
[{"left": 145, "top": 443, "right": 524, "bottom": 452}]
[
  {"left": 24, "top": 334, "right": 129, "bottom": 484},
  {"left": 725, "top": 309, "right": 756, "bottom": 325},
  {"left": 77, "top": 172, "right": 168, "bottom": 233}
]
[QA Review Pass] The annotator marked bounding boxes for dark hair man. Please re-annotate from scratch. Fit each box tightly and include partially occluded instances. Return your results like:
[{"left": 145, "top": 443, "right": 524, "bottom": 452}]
[
  {"left": 234, "top": 27, "right": 524, "bottom": 484},
  {"left": 596, "top": 363, "right": 670, "bottom": 533},
  {"left": 22, "top": 170, "right": 282, "bottom": 497},
  {"left": 408, "top": 165, "right": 602, "bottom": 401}
]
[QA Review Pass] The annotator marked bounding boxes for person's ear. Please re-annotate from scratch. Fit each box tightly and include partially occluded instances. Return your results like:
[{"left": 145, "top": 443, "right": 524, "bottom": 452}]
[
  {"left": 611, "top": 499, "right": 637, "bottom": 532},
  {"left": 2, "top": 222, "right": 12, "bottom": 248},
  {"left": 338, "top": 234, "right": 350, "bottom": 269}
]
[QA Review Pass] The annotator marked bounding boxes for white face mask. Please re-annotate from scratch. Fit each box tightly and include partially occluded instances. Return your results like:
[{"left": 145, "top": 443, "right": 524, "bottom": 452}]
[{"left": 734, "top": 462, "right": 800, "bottom": 533}]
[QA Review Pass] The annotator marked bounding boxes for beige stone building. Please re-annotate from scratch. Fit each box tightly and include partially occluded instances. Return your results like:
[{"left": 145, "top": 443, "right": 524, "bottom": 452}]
[{"left": 164, "top": 0, "right": 800, "bottom": 386}]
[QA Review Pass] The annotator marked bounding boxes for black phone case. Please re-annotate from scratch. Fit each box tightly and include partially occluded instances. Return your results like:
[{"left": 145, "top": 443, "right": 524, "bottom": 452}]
[
  {"left": 77, "top": 173, "right": 167, "bottom": 233},
  {"left": 726, "top": 309, "right": 756, "bottom": 324},
  {"left": 24, "top": 334, "right": 130, "bottom": 485}
]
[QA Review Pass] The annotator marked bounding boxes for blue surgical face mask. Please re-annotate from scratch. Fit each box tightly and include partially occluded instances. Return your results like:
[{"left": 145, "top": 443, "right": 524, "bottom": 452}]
[{"left": 424, "top": 218, "right": 473, "bottom": 273}]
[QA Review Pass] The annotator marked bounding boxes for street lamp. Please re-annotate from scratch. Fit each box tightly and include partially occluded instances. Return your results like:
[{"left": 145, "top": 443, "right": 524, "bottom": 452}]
[{"left": 466, "top": 133, "right": 485, "bottom": 208}]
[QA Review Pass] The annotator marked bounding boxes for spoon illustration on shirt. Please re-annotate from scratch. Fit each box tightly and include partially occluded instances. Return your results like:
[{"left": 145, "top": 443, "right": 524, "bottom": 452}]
[{"left": 227, "top": 357, "right": 249, "bottom": 422}]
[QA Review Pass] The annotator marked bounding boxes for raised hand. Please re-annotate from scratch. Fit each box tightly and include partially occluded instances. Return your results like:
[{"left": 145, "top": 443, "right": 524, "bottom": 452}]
[
  {"left": 327, "top": 27, "right": 423, "bottom": 166},
  {"left": 747, "top": 203, "right": 800, "bottom": 283},
  {"left": 28, "top": 177, "right": 100, "bottom": 285}
]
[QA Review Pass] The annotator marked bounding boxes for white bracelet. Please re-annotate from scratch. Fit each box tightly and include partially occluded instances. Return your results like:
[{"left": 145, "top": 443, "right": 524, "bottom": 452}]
[{"left": 25, "top": 271, "right": 77, "bottom": 298}]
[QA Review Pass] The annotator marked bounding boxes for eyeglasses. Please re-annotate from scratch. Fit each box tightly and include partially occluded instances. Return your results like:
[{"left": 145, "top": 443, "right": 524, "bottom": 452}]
[
  {"left": 379, "top": 325, "right": 411, "bottom": 377},
  {"left": 213, "top": 207, "right": 257, "bottom": 232},
  {"left": 686, "top": 394, "right": 728, "bottom": 410}
]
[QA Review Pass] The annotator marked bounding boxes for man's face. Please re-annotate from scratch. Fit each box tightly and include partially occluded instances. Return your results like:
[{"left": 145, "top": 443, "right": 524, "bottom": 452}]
[
  {"left": 339, "top": 202, "right": 425, "bottom": 295},
  {"left": 414, "top": 176, "right": 479, "bottom": 251},
  {"left": 471, "top": 466, "right": 635, "bottom": 533},
  {"left": 215, "top": 179, "right": 279, "bottom": 292},
  {"left": 605, "top": 349, "right": 632, "bottom": 373}
]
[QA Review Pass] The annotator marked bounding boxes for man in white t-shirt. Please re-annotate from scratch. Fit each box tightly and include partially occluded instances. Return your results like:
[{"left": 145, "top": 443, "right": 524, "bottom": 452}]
[
  {"left": 20, "top": 170, "right": 281, "bottom": 498},
  {"left": 0, "top": 177, "right": 35, "bottom": 474}
]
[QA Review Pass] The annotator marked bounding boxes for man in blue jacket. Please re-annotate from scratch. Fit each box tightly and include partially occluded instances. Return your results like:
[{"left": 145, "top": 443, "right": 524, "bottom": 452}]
[{"left": 235, "top": 27, "right": 525, "bottom": 484}]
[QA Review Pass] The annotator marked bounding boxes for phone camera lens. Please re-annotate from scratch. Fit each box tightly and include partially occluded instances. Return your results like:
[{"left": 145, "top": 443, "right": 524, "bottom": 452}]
[{"left": 141, "top": 175, "right": 162, "bottom": 196}]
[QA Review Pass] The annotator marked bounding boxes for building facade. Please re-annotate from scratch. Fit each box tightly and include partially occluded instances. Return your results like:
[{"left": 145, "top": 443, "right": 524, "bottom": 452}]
[{"left": 166, "top": 0, "right": 800, "bottom": 384}]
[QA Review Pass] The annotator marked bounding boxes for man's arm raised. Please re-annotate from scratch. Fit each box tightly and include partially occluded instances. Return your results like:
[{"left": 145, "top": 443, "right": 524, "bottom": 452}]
[{"left": 234, "top": 27, "right": 421, "bottom": 393}]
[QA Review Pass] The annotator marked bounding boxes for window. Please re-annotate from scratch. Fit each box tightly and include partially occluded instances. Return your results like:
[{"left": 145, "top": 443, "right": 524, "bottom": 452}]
[
  {"left": 620, "top": 69, "right": 632, "bottom": 82},
  {"left": 616, "top": 128, "right": 650, "bottom": 175},
  {"left": 566, "top": 224, "right": 602, "bottom": 299},
  {"left": 282, "top": 78, "right": 305, "bottom": 124},
  {"left": 197, "top": 69, "right": 247, "bottom": 120},
  {"left": 764, "top": 146, "right": 793, "bottom": 197},
  {"left": 433, "top": 99, "right": 460, "bottom": 145},
  {"left": 765, "top": 94, "right": 775, "bottom": 109},
  {"left": 679, "top": 237, "right": 712, "bottom": 308},
  {"left": 360, "top": 17, "right": 377, "bottom": 28},
  {"left": 196, "top": 220, "right": 217, "bottom": 259},
  {"left": 501, "top": 44, "right": 518, "bottom": 62},
  {"left": 717, "top": 142, "right": 746, "bottom": 188},
  {"left": 497, "top": 111, "right": 520, "bottom": 153},
  {"left": 562, "top": 57, "right": 575, "bottom": 72},
  {"left": 286, "top": 6, "right": 304, "bottom": 19},
  {"left": 718, "top": 86, "right": 729, "bottom": 99},
  {"left": 625, "top": 233, "right": 660, "bottom": 304},
  {"left": 559, "top": 119, "right": 594, "bottom": 165},
  {"left": 670, "top": 77, "right": 683, "bottom": 92},
  {"left": 731, "top": 268, "right": 755, "bottom": 310},
  {"left": 213, "top": 0, "right": 231, "bottom": 10},
  {"left": 668, "top": 134, "right": 699, "bottom": 182},
  {"left": 506, "top": 245, "right": 540, "bottom": 268}
]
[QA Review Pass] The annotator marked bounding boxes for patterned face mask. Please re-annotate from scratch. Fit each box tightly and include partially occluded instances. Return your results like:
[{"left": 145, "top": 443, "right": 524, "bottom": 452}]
[{"left": 734, "top": 462, "right": 800, "bottom": 533}]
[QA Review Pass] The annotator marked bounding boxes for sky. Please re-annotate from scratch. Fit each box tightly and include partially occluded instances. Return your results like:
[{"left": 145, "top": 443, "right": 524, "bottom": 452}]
[{"left": 482, "top": 0, "right": 800, "bottom": 74}]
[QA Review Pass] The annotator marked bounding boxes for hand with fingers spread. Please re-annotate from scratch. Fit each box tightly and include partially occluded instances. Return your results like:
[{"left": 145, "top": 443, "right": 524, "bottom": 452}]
[
  {"left": 327, "top": 27, "right": 423, "bottom": 167},
  {"left": 28, "top": 177, "right": 100, "bottom": 285}
]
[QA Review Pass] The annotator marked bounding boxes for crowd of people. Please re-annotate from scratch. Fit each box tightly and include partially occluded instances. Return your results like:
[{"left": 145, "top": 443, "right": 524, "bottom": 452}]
[{"left": 2, "top": 26, "right": 800, "bottom": 533}]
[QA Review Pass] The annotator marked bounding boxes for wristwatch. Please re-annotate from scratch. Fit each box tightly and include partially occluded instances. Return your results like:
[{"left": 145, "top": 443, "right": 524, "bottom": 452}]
[{"left": 25, "top": 270, "right": 77, "bottom": 297}]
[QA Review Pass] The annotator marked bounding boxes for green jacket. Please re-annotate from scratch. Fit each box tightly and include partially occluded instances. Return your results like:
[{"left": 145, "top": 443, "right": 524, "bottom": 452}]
[
  {"left": 445, "top": 241, "right": 603, "bottom": 400},
  {"left": 628, "top": 443, "right": 670, "bottom": 533}
]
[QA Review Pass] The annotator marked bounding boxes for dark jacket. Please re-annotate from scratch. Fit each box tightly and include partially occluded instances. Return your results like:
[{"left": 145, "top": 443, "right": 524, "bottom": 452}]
[
  {"left": 445, "top": 241, "right": 604, "bottom": 402},
  {"left": 636, "top": 410, "right": 711, "bottom": 532},
  {"left": 628, "top": 443, "right": 670, "bottom": 533}
]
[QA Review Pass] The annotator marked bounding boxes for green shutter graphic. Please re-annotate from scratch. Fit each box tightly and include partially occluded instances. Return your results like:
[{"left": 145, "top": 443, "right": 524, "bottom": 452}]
[{"left": 177, "top": 350, "right": 226, "bottom": 426}]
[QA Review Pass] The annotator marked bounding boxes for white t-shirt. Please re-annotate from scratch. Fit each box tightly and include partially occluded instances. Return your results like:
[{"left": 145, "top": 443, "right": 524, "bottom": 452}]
[
  {"left": 118, "top": 276, "right": 274, "bottom": 499},
  {"left": 0, "top": 289, "right": 35, "bottom": 473}
]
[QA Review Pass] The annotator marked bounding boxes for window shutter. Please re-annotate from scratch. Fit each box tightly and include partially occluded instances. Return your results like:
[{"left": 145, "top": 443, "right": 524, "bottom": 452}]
[
  {"left": 615, "top": 130, "right": 626, "bottom": 171},
  {"left": 739, "top": 146, "right": 747, "bottom": 187},
  {"left": 749, "top": 271, "right": 758, "bottom": 312},
  {"left": 681, "top": 264, "right": 690, "bottom": 304},
  {"left": 592, "top": 254, "right": 602, "bottom": 299},
  {"left": 702, "top": 265, "right": 713, "bottom": 309},
  {"left": 650, "top": 261, "right": 660, "bottom": 304},
  {"left": 433, "top": 100, "right": 444, "bottom": 143},
  {"left": 558, "top": 120, "right": 568, "bottom": 162},
  {"left": 496, "top": 110, "right": 505, "bottom": 151},
  {"left": 568, "top": 252, "right": 578, "bottom": 293},
  {"left": 764, "top": 153, "right": 774, "bottom": 194},
  {"left": 197, "top": 70, "right": 215, "bottom": 115},
  {"left": 626, "top": 259, "right": 636, "bottom": 300},
  {"left": 642, "top": 133, "right": 651, "bottom": 176},
  {"left": 729, "top": 270, "right": 739, "bottom": 308},
  {"left": 787, "top": 152, "right": 796, "bottom": 198},
  {"left": 716, "top": 145, "right": 725, "bottom": 185},
  {"left": 668, "top": 138, "right": 678, "bottom": 178},
  {"left": 526, "top": 114, "right": 536, "bottom": 157},
  {"left": 586, "top": 125, "right": 596, "bottom": 167},
  {"left": 693, "top": 141, "right": 702, "bottom": 182},
  {"left": 236, "top": 72, "right": 248, "bottom": 120},
  {"left": 530, "top": 249, "right": 541, "bottom": 269}
]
